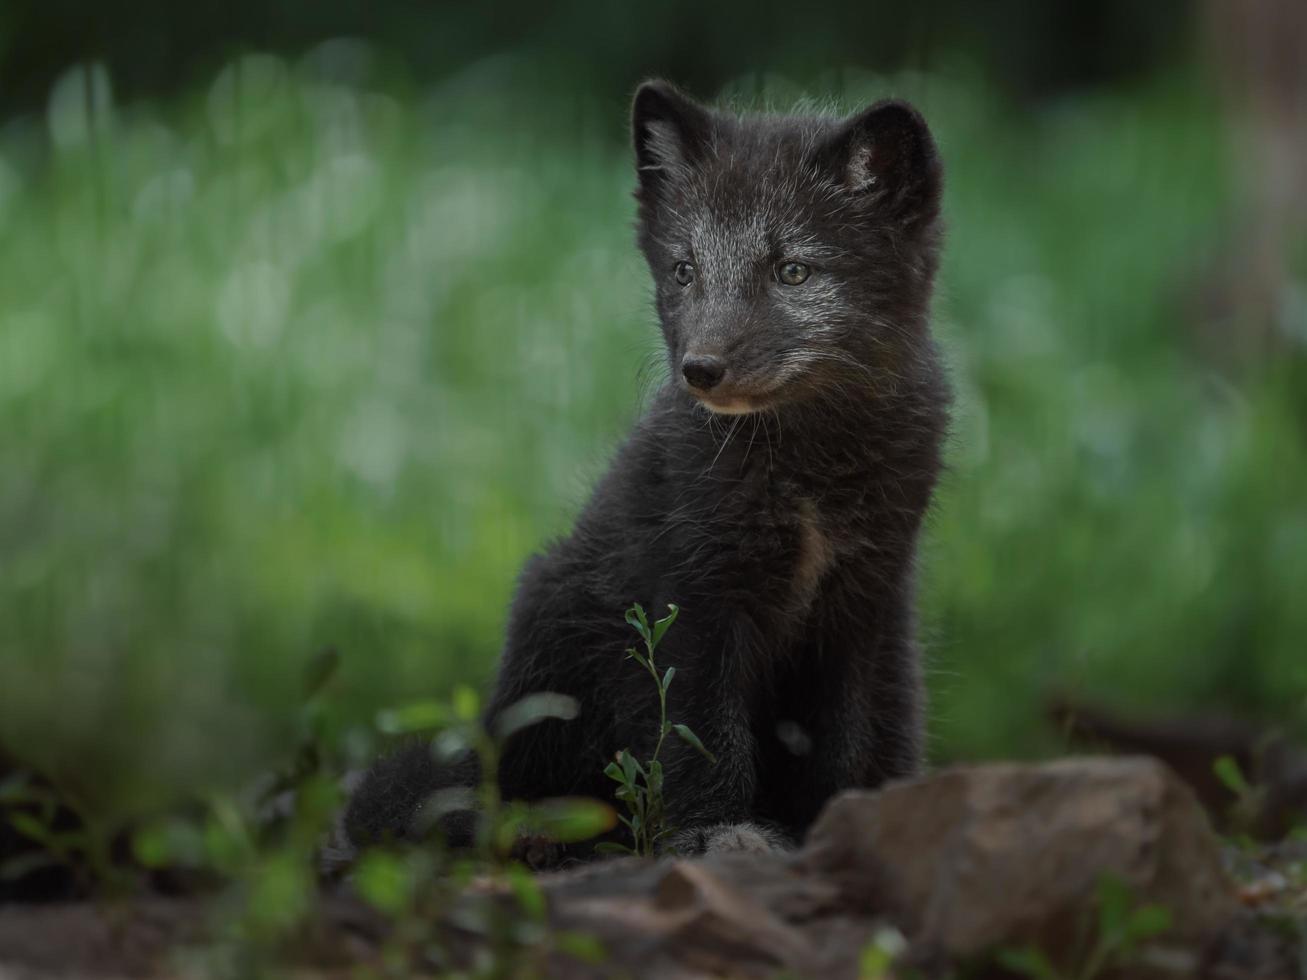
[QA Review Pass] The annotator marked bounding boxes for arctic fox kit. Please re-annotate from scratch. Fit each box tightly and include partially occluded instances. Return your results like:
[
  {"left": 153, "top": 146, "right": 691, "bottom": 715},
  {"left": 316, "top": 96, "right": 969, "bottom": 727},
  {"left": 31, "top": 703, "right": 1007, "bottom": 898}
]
[{"left": 346, "top": 80, "right": 949, "bottom": 856}]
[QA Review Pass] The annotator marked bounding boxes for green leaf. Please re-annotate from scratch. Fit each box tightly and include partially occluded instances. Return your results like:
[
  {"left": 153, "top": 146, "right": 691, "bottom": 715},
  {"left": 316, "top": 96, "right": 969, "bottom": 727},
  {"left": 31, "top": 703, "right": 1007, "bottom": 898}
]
[
  {"left": 530, "top": 798, "right": 617, "bottom": 843},
  {"left": 132, "top": 817, "right": 207, "bottom": 869},
  {"left": 432, "top": 728, "right": 470, "bottom": 761},
  {"left": 650, "top": 603, "right": 679, "bottom": 649},
  {"left": 661, "top": 666, "right": 676, "bottom": 692},
  {"left": 603, "top": 761, "right": 627, "bottom": 785},
  {"left": 672, "top": 724, "right": 717, "bottom": 764},
  {"left": 994, "top": 946, "right": 1060, "bottom": 980},
  {"left": 858, "top": 926, "right": 907, "bottom": 979},
  {"left": 593, "top": 842, "right": 634, "bottom": 856},
  {"left": 495, "top": 801, "right": 533, "bottom": 848},
  {"left": 202, "top": 795, "right": 255, "bottom": 873},
  {"left": 301, "top": 646, "right": 339, "bottom": 698},
  {"left": 625, "top": 604, "right": 651, "bottom": 644},
  {"left": 247, "top": 849, "right": 312, "bottom": 935},
  {"left": 132, "top": 826, "right": 172, "bottom": 869},
  {"left": 411, "top": 786, "right": 478, "bottom": 838},
  {"left": 452, "top": 685, "right": 480, "bottom": 722},
  {"left": 1096, "top": 874, "right": 1133, "bottom": 941},
  {"left": 505, "top": 863, "right": 547, "bottom": 921},
  {"left": 376, "top": 700, "right": 450, "bottom": 735},
  {"left": 1124, "top": 904, "right": 1172, "bottom": 943},
  {"left": 619, "top": 749, "right": 645, "bottom": 784},
  {"left": 8, "top": 812, "right": 57, "bottom": 849},
  {"left": 1213, "top": 754, "right": 1252, "bottom": 797},
  {"left": 554, "top": 930, "right": 607, "bottom": 964},
  {"left": 354, "top": 850, "right": 411, "bottom": 917},
  {"left": 493, "top": 692, "right": 579, "bottom": 741},
  {"left": 647, "top": 759, "right": 664, "bottom": 796}
]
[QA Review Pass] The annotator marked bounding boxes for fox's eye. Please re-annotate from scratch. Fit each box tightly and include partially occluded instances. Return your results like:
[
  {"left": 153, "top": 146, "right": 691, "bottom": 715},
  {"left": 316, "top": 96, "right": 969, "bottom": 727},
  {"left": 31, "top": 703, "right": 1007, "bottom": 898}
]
[
  {"left": 777, "top": 261, "right": 811, "bottom": 286},
  {"left": 674, "top": 261, "right": 696, "bottom": 286}
]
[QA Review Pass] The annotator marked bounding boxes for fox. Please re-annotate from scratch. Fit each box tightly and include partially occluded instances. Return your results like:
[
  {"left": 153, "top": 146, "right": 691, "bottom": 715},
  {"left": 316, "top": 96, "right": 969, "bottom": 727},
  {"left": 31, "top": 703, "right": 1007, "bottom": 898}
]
[{"left": 343, "top": 80, "right": 949, "bottom": 859}]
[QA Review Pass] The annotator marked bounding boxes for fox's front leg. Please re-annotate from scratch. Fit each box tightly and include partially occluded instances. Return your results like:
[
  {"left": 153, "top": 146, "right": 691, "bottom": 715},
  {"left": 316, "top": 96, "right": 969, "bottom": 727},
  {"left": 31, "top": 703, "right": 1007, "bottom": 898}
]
[
  {"left": 651, "top": 619, "right": 792, "bottom": 856},
  {"left": 658, "top": 695, "right": 789, "bottom": 855},
  {"left": 795, "top": 582, "right": 925, "bottom": 829}
]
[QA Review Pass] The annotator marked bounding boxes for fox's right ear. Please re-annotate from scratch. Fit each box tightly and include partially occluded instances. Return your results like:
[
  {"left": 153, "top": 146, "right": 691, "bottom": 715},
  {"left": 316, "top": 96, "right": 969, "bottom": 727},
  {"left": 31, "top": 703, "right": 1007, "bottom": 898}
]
[{"left": 631, "top": 80, "right": 712, "bottom": 199}]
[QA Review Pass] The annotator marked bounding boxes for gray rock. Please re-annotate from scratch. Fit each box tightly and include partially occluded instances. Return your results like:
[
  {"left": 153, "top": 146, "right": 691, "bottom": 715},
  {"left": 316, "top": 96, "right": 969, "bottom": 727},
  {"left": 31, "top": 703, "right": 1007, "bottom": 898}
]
[{"left": 798, "top": 756, "right": 1238, "bottom": 960}]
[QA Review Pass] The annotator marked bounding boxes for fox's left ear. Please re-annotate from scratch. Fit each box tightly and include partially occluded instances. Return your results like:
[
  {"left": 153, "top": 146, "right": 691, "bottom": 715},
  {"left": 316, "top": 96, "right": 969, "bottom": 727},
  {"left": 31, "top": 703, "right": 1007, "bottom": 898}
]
[{"left": 817, "top": 99, "right": 942, "bottom": 224}]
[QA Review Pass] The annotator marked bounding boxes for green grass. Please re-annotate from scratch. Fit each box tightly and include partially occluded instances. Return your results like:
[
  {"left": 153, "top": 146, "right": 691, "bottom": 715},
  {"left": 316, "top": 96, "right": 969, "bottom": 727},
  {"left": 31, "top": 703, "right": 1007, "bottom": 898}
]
[{"left": 1, "top": 51, "right": 1304, "bottom": 829}]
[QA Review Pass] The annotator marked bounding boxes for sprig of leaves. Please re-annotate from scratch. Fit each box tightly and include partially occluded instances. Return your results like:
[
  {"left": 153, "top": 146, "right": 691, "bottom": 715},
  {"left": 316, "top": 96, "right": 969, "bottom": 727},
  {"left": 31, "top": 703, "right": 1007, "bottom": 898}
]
[{"left": 598, "top": 603, "right": 715, "bottom": 857}]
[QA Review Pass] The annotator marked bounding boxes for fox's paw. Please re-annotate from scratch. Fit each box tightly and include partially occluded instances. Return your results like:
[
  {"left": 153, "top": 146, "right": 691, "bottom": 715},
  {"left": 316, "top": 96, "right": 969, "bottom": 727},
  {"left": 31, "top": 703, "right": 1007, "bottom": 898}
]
[{"left": 664, "top": 821, "right": 793, "bottom": 856}]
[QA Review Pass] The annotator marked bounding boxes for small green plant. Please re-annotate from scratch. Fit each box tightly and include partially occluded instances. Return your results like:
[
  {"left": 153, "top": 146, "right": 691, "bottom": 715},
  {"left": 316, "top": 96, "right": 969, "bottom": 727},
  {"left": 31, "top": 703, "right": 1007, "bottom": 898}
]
[
  {"left": 129, "top": 647, "right": 351, "bottom": 953},
  {"left": 598, "top": 603, "right": 716, "bottom": 857},
  {"left": 0, "top": 770, "right": 129, "bottom": 896},
  {"left": 997, "top": 874, "right": 1173, "bottom": 980},
  {"left": 857, "top": 926, "right": 909, "bottom": 979},
  {"left": 1213, "top": 753, "right": 1267, "bottom": 840},
  {"left": 366, "top": 685, "right": 614, "bottom": 976}
]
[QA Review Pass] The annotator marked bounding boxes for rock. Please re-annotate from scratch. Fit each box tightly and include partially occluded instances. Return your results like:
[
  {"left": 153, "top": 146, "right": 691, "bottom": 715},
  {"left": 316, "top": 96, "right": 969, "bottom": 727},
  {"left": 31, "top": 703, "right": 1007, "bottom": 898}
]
[
  {"left": 798, "top": 756, "right": 1239, "bottom": 964},
  {"left": 539, "top": 757, "right": 1247, "bottom": 977},
  {"left": 542, "top": 852, "right": 873, "bottom": 978}
]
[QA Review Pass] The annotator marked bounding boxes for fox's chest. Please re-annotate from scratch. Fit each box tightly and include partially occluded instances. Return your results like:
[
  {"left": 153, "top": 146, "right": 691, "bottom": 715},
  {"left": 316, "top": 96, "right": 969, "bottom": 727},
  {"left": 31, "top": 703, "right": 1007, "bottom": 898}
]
[
  {"left": 724, "top": 483, "right": 839, "bottom": 616},
  {"left": 663, "top": 454, "right": 880, "bottom": 616},
  {"left": 772, "top": 485, "right": 893, "bottom": 617}
]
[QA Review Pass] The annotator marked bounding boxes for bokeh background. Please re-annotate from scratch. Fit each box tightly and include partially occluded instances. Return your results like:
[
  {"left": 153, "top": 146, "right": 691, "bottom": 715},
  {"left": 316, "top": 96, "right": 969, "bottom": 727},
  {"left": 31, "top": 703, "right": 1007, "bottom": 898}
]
[{"left": 2, "top": 1, "right": 1305, "bottom": 830}]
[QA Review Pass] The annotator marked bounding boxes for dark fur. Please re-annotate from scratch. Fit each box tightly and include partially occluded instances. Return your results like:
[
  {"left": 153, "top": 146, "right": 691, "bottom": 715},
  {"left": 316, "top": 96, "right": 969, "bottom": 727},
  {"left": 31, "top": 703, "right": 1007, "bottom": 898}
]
[{"left": 345, "top": 81, "right": 949, "bottom": 856}]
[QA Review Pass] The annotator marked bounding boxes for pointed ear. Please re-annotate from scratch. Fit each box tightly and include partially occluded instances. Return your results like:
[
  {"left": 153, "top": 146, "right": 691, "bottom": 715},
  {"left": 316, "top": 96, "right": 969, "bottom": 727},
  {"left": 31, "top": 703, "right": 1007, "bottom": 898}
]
[
  {"left": 631, "top": 80, "right": 713, "bottom": 200},
  {"left": 817, "top": 99, "right": 942, "bottom": 223}
]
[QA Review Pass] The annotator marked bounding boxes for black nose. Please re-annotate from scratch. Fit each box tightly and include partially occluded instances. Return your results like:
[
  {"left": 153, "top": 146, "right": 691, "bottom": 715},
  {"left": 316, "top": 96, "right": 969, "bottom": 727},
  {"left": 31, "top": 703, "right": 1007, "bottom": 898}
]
[{"left": 681, "top": 354, "right": 727, "bottom": 391}]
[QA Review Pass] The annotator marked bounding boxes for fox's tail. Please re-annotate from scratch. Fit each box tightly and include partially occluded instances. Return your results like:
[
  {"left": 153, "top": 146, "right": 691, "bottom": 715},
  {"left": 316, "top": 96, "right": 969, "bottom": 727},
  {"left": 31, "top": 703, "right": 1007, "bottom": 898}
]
[{"left": 329, "top": 740, "right": 479, "bottom": 869}]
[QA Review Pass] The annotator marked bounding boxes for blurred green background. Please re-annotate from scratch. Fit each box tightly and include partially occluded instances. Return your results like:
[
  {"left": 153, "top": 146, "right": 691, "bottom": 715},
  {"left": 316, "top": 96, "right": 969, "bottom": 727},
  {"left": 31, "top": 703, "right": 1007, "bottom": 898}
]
[{"left": 1, "top": 2, "right": 1305, "bottom": 828}]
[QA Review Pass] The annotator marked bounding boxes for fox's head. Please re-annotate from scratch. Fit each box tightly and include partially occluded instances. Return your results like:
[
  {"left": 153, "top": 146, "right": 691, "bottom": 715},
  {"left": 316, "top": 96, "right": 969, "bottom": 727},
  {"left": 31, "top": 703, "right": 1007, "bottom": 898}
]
[{"left": 632, "top": 81, "right": 943, "bottom": 416}]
